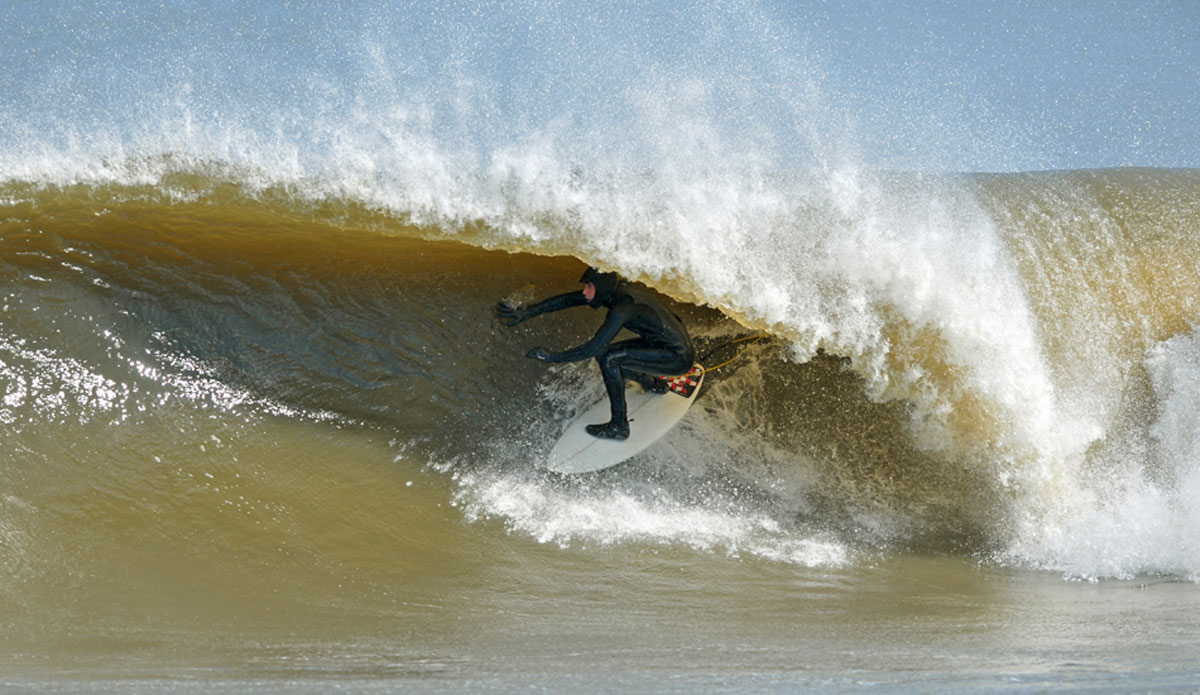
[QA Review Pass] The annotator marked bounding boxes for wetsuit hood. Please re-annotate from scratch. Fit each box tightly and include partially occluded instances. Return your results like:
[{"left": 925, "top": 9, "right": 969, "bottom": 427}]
[{"left": 579, "top": 267, "right": 622, "bottom": 308}]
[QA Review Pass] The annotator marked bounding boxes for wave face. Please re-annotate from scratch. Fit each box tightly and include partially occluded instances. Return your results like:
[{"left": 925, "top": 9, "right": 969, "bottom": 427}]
[
  {"left": 3, "top": 167, "right": 1199, "bottom": 588},
  {"left": 3, "top": 2, "right": 1200, "bottom": 652}
]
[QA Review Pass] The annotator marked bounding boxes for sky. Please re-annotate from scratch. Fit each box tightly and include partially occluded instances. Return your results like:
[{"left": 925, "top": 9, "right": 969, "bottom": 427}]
[
  {"left": 2, "top": 0, "right": 1198, "bottom": 172},
  {"left": 799, "top": 1, "right": 1199, "bottom": 170}
]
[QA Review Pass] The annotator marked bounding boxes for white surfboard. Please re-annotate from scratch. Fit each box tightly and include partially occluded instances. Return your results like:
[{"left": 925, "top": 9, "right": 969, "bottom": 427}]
[{"left": 545, "top": 366, "right": 704, "bottom": 474}]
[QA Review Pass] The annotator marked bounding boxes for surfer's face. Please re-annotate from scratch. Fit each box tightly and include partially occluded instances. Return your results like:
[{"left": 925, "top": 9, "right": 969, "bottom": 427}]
[{"left": 582, "top": 282, "right": 596, "bottom": 302}]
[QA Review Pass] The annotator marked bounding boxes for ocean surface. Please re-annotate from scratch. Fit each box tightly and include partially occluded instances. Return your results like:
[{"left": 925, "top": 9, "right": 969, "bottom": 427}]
[{"left": 4, "top": 2, "right": 1200, "bottom": 693}]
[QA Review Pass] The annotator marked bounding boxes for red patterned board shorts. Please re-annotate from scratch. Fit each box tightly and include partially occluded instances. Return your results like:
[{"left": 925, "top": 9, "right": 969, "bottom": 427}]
[{"left": 660, "top": 365, "right": 702, "bottom": 398}]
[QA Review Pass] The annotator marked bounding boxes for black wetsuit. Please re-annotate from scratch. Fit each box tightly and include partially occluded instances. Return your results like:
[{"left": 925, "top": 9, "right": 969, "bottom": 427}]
[{"left": 504, "top": 269, "right": 695, "bottom": 439}]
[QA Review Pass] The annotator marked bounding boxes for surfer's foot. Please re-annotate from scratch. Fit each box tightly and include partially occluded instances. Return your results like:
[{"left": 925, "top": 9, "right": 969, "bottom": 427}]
[
  {"left": 631, "top": 374, "right": 668, "bottom": 394},
  {"left": 586, "top": 420, "right": 630, "bottom": 440}
]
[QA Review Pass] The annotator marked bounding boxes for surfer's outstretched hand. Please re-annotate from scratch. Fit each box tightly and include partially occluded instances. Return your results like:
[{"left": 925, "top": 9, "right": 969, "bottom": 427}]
[
  {"left": 496, "top": 300, "right": 530, "bottom": 326},
  {"left": 525, "top": 346, "right": 551, "bottom": 361}
]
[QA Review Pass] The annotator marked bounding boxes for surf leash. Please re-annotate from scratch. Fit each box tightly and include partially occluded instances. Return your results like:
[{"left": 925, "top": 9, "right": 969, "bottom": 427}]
[
  {"left": 656, "top": 333, "right": 766, "bottom": 397},
  {"left": 695, "top": 332, "right": 769, "bottom": 374}
]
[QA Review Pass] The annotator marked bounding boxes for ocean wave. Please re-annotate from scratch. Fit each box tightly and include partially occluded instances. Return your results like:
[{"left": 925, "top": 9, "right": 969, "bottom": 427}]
[{"left": 3, "top": 163, "right": 1200, "bottom": 578}]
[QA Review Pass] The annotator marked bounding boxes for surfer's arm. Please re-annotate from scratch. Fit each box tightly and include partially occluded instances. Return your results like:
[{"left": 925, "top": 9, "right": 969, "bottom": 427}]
[
  {"left": 537, "top": 304, "right": 630, "bottom": 363},
  {"left": 496, "top": 291, "right": 587, "bottom": 326}
]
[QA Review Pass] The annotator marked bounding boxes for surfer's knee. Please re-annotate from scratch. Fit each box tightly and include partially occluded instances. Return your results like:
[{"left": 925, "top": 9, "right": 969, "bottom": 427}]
[{"left": 597, "top": 348, "right": 626, "bottom": 370}]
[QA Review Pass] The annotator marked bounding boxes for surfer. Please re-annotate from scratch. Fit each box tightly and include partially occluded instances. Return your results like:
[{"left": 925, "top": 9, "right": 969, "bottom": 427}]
[{"left": 496, "top": 267, "right": 695, "bottom": 441}]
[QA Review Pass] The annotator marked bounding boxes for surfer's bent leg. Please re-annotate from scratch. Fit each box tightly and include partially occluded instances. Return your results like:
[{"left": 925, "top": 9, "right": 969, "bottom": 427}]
[{"left": 589, "top": 341, "right": 692, "bottom": 440}]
